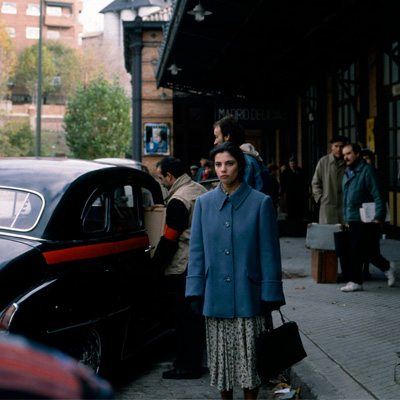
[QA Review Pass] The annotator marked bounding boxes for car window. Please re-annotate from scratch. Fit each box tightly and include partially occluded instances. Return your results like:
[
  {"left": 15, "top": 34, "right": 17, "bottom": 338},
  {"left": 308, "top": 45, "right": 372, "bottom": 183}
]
[
  {"left": 0, "top": 188, "right": 44, "bottom": 231},
  {"left": 82, "top": 193, "right": 108, "bottom": 233},
  {"left": 112, "top": 185, "right": 140, "bottom": 232}
]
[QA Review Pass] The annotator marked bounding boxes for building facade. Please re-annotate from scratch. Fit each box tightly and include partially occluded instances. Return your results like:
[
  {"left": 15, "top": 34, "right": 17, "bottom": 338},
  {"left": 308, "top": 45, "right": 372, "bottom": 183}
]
[
  {"left": 0, "top": 0, "right": 83, "bottom": 56},
  {"left": 152, "top": 0, "right": 400, "bottom": 237}
]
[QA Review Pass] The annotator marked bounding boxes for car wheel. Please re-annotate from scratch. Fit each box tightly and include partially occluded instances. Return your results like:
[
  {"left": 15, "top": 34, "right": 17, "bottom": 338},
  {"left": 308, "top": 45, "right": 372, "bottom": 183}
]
[{"left": 75, "top": 328, "right": 102, "bottom": 374}]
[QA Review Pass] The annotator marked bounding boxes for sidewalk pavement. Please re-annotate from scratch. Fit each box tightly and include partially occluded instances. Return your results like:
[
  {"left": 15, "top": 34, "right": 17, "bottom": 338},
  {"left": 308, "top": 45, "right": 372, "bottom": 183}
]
[{"left": 279, "top": 236, "right": 400, "bottom": 400}]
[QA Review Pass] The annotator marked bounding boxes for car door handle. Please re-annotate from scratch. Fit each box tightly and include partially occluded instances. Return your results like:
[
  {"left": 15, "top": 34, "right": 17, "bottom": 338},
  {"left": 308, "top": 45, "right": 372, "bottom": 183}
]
[{"left": 145, "top": 245, "right": 155, "bottom": 253}]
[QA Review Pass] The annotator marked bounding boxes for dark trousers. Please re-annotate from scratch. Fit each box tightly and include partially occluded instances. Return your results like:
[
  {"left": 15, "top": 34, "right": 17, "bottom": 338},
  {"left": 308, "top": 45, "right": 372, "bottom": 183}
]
[
  {"left": 348, "top": 222, "right": 390, "bottom": 284},
  {"left": 165, "top": 272, "right": 205, "bottom": 371}
]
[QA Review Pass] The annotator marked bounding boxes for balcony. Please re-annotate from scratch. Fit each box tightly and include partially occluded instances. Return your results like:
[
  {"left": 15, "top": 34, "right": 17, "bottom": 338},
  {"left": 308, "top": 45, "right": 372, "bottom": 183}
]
[{"left": 44, "top": 14, "right": 74, "bottom": 28}]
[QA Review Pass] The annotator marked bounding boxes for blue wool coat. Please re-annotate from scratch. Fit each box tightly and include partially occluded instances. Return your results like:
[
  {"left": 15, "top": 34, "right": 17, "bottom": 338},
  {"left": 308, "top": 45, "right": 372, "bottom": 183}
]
[{"left": 185, "top": 182, "right": 285, "bottom": 318}]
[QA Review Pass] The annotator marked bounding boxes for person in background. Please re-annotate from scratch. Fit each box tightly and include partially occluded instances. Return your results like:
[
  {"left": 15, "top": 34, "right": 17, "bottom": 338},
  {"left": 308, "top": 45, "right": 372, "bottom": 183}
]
[
  {"left": 267, "top": 163, "right": 280, "bottom": 216},
  {"left": 186, "top": 142, "right": 285, "bottom": 399},
  {"left": 312, "top": 136, "right": 349, "bottom": 281},
  {"left": 153, "top": 157, "right": 208, "bottom": 379},
  {"left": 360, "top": 149, "right": 389, "bottom": 281},
  {"left": 280, "top": 156, "right": 307, "bottom": 224},
  {"left": 190, "top": 165, "right": 199, "bottom": 180},
  {"left": 202, "top": 160, "right": 217, "bottom": 180},
  {"left": 312, "top": 136, "right": 348, "bottom": 225},
  {"left": 341, "top": 143, "right": 396, "bottom": 292},
  {"left": 194, "top": 156, "right": 209, "bottom": 182},
  {"left": 213, "top": 115, "right": 271, "bottom": 195}
]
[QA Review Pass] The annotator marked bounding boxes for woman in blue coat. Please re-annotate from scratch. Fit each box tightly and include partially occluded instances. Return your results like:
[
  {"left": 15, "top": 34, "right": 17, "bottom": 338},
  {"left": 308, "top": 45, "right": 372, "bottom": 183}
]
[{"left": 186, "top": 142, "right": 285, "bottom": 399}]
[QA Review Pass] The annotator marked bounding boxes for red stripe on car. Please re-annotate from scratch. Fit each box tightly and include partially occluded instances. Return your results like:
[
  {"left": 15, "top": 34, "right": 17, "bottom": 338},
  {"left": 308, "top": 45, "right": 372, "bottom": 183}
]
[{"left": 43, "top": 236, "right": 149, "bottom": 265}]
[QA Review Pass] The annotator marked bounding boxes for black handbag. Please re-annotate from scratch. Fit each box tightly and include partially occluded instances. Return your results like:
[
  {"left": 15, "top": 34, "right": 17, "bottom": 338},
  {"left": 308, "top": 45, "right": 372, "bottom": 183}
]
[{"left": 256, "top": 310, "right": 307, "bottom": 380}]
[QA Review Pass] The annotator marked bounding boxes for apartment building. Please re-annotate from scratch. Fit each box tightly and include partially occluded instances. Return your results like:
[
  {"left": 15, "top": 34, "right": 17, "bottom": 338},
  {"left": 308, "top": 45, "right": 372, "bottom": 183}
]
[{"left": 0, "top": 0, "right": 83, "bottom": 56}]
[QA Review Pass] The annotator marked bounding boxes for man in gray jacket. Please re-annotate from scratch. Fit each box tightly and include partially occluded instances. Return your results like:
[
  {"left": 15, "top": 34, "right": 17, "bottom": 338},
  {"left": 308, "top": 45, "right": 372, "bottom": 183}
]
[
  {"left": 312, "top": 136, "right": 348, "bottom": 224},
  {"left": 341, "top": 143, "right": 396, "bottom": 292}
]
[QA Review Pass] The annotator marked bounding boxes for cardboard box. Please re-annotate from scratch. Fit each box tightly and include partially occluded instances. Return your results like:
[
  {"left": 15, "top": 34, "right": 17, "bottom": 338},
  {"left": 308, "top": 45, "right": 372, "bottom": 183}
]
[
  {"left": 144, "top": 207, "right": 166, "bottom": 257},
  {"left": 311, "top": 249, "right": 338, "bottom": 283}
]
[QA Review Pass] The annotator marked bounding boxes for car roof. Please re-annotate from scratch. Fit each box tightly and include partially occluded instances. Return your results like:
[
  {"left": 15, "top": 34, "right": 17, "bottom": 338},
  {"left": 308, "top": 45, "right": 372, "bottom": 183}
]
[
  {"left": 0, "top": 158, "right": 116, "bottom": 189},
  {"left": 0, "top": 158, "right": 163, "bottom": 239},
  {"left": 93, "top": 158, "right": 149, "bottom": 173}
]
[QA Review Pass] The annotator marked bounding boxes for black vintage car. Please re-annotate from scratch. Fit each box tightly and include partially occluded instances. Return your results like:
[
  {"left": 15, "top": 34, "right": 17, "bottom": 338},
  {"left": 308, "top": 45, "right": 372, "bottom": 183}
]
[{"left": 0, "top": 158, "right": 171, "bottom": 374}]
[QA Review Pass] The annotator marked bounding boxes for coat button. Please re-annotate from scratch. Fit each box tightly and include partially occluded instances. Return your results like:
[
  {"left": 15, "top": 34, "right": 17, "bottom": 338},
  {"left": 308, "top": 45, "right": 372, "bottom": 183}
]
[
  {"left": 225, "top": 249, "right": 230, "bottom": 255},
  {"left": 225, "top": 276, "right": 231, "bottom": 282},
  {"left": 225, "top": 221, "right": 230, "bottom": 227}
]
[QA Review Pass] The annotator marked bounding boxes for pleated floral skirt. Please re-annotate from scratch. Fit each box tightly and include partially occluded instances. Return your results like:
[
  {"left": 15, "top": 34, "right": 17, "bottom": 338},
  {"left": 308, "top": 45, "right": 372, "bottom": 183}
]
[{"left": 205, "top": 316, "right": 266, "bottom": 392}]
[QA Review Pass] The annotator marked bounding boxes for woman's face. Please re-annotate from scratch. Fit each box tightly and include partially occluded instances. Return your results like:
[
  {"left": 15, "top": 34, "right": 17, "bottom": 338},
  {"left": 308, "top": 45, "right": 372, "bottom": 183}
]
[{"left": 214, "top": 151, "right": 240, "bottom": 188}]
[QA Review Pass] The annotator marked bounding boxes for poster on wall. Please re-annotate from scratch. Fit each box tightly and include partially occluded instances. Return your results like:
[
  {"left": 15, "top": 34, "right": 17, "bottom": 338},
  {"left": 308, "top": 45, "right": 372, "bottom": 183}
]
[{"left": 143, "top": 123, "right": 170, "bottom": 156}]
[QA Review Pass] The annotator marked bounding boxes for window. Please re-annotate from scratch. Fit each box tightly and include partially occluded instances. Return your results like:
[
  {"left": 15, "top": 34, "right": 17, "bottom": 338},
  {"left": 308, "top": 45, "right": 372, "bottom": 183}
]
[
  {"left": 47, "top": 30, "right": 60, "bottom": 40},
  {"left": 83, "top": 193, "right": 108, "bottom": 233},
  {"left": 112, "top": 186, "right": 140, "bottom": 232},
  {"left": 26, "top": 3, "right": 40, "bottom": 16},
  {"left": 304, "top": 84, "right": 321, "bottom": 183},
  {"left": 337, "top": 63, "right": 358, "bottom": 143},
  {"left": 0, "top": 188, "right": 44, "bottom": 231},
  {"left": 1, "top": 2, "right": 16, "bottom": 14},
  {"left": 383, "top": 42, "right": 399, "bottom": 86},
  {"left": 6, "top": 27, "right": 15, "bottom": 38},
  {"left": 26, "top": 27, "right": 39, "bottom": 39},
  {"left": 383, "top": 42, "right": 400, "bottom": 226},
  {"left": 46, "top": 6, "right": 61, "bottom": 16},
  {"left": 51, "top": 76, "right": 61, "bottom": 86}
]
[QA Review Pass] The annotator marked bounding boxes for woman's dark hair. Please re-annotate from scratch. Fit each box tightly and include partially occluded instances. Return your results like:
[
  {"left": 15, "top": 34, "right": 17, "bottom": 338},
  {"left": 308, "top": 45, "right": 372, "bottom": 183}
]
[
  {"left": 209, "top": 142, "right": 245, "bottom": 182},
  {"left": 213, "top": 115, "right": 246, "bottom": 146}
]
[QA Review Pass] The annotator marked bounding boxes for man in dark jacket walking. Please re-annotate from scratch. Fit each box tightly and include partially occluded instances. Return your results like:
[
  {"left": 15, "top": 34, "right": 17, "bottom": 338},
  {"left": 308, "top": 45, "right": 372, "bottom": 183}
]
[{"left": 341, "top": 144, "right": 396, "bottom": 292}]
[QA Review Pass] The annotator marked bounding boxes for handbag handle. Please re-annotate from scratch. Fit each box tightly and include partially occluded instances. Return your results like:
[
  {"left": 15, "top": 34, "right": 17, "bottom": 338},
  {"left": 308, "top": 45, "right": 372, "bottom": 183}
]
[{"left": 267, "top": 309, "right": 285, "bottom": 332}]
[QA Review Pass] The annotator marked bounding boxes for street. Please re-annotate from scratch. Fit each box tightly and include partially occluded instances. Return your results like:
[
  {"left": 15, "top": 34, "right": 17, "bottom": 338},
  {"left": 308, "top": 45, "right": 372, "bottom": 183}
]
[{"left": 106, "top": 332, "right": 280, "bottom": 400}]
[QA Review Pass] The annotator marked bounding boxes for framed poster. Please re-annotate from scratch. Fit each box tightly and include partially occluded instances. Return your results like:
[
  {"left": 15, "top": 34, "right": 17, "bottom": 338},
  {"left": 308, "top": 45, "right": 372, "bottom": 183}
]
[{"left": 143, "top": 123, "right": 170, "bottom": 156}]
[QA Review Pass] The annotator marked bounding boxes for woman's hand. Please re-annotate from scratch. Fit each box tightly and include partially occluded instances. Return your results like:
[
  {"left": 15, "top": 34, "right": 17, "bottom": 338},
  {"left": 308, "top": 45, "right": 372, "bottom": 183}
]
[
  {"left": 189, "top": 296, "right": 204, "bottom": 316},
  {"left": 261, "top": 301, "right": 281, "bottom": 316}
]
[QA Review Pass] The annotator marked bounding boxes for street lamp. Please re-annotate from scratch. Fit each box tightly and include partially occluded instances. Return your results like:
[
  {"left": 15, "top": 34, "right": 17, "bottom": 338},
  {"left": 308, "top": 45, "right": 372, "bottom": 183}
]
[
  {"left": 187, "top": 1, "right": 212, "bottom": 22},
  {"left": 36, "top": 0, "right": 43, "bottom": 157}
]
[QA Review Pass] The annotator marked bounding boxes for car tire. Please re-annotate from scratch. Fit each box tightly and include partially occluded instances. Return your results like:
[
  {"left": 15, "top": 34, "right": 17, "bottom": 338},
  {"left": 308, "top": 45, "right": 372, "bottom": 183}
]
[{"left": 73, "top": 328, "right": 103, "bottom": 375}]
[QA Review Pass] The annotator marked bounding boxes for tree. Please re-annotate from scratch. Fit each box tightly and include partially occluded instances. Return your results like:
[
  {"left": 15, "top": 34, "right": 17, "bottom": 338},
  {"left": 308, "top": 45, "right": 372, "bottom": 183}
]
[
  {"left": 63, "top": 75, "right": 131, "bottom": 159},
  {"left": 0, "top": 22, "right": 17, "bottom": 102},
  {"left": 15, "top": 42, "right": 56, "bottom": 102},
  {"left": 0, "top": 119, "right": 34, "bottom": 156}
]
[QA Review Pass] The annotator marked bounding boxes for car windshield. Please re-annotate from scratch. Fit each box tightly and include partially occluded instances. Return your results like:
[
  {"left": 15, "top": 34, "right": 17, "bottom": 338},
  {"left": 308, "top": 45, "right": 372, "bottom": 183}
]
[{"left": 0, "top": 188, "right": 44, "bottom": 232}]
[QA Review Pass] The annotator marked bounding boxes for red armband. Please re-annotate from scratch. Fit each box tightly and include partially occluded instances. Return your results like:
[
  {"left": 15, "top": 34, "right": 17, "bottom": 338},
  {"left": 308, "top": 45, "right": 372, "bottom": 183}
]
[{"left": 164, "top": 224, "right": 180, "bottom": 242}]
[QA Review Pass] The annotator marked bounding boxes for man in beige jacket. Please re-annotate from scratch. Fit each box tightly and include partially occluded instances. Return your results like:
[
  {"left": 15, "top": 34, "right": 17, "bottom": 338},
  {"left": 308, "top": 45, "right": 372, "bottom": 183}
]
[
  {"left": 153, "top": 157, "right": 207, "bottom": 380},
  {"left": 312, "top": 136, "right": 348, "bottom": 224}
]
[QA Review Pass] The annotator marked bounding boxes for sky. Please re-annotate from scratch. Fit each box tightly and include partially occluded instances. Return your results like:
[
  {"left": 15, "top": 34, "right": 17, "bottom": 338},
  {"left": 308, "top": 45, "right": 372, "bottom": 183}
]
[{"left": 79, "top": 0, "right": 111, "bottom": 33}]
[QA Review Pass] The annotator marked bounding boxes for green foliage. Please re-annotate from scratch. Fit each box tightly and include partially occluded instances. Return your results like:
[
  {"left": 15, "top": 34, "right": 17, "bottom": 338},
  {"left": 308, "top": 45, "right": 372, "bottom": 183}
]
[
  {"left": 0, "top": 119, "right": 34, "bottom": 156},
  {"left": 0, "top": 22, "right": 18, "bottom": 101},
  {"left": 45, "top": 41, "right": 80, "bottom": 97},
  {"left": 15, "top": 43, "right": 56, "bottom": 99},
  {"left": 63, "top": 75, "right": 131, "bottom": 159}
]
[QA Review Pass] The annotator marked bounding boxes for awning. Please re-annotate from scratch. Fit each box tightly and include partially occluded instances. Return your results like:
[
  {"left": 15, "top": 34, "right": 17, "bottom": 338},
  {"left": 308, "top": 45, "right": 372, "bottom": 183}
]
[
  {"left": 45, "top": 2, "right": 73, "bottom": 7},
  {"left": 156, "top": 0, "right": 400, "bottom": 100}
]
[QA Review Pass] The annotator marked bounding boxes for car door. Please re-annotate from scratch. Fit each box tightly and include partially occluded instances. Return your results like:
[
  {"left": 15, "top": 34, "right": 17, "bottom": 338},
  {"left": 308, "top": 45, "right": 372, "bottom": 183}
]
[{"left": 109, "top": 182, "right": 166, "bottom": 354}]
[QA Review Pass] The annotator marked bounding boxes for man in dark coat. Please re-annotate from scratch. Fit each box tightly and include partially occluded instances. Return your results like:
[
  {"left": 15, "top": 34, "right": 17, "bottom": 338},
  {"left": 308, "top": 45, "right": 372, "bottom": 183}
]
[
  {"left": 280, "top": 157, "right": 307, "bottom": 223},
  {"left": 341, "top": 143, "right": 396, "bottom": 292}
]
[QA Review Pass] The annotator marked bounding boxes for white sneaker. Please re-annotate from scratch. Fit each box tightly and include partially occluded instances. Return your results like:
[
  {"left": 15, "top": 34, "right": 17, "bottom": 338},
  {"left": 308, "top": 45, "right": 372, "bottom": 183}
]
[
  {"left": 341, "top": 281, "right": 363, "bottom": 292},
  {"left": 385, "top": 262, "right": 396, "bottom": 287}
]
